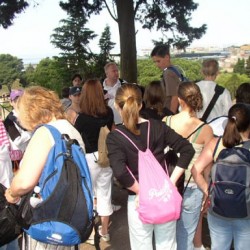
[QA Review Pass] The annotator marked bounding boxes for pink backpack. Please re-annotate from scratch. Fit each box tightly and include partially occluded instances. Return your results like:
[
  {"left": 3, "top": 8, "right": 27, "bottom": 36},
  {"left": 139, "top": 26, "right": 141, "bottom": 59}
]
[{"left": 116, "top": 121, "right": 182, "bottom": 224}]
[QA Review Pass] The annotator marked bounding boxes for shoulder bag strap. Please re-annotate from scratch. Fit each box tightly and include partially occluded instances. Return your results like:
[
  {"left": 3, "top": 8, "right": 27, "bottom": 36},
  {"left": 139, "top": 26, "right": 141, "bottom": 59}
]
[
  {"left": 116, "top": 120, "right": 150, "bottom": 150},
  {"left": 201, "top": 85, "right": 224, "bottom": 122},
  {"left": 183, "top": 122, "right": 206, "bottom": 194}
]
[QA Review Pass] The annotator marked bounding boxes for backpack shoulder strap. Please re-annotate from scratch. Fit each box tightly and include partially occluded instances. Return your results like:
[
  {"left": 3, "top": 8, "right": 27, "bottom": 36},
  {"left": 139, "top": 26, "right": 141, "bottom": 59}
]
[
  {"left": 201, "top": 85, "right": 225, "bottom": 122},
  {"left": 213, "top": 137, "right": 223, "bottom": 161},
  {"left": 167, "top": 66, "right": 183, "bottom": 81},
  {"left": 116, "top": 121, "right": 150, "bottom": 150},
  {"left": 43, "top": 124, "right": 62, "bottom": 142},
  {"left": 242, "top": 140, "right": 250, "bottom": 150}
]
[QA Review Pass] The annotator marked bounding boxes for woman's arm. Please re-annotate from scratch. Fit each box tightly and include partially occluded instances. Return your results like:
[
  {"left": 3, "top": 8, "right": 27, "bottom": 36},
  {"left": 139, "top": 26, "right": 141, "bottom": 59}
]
[
  {"left": 5, "top": 127, "right": 53, "bottom": 203},
  {"left": 170, "top": 166, "right": 185, "bottom": 186},
  {"left": 191, "top": 138, "right": 218, "bottom": 195}
]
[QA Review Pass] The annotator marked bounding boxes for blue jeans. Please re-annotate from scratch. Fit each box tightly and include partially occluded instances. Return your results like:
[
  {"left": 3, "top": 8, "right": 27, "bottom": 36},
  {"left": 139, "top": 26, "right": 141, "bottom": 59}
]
[
  {"left": 0, "top": 239, "right": 19, "bottom": 250},
  {"left": 208, "top": 212, "right": 250, "bottom": 250},
  {"left": 127, "top": 195, "right": 177, "bottom": 250},
  {"left": 176, "top": 187, "right": 203, "bottom": 250}
]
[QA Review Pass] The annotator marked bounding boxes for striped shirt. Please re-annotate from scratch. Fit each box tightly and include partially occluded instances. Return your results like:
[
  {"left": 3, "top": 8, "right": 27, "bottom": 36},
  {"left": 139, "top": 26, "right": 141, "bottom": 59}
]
[{"left": 0, "top": 119, "right": 10, "bottom": 148}]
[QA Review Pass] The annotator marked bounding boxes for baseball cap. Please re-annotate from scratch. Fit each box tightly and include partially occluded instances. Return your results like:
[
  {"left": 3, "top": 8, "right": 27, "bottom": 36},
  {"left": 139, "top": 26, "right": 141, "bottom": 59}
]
[
  {"left": 10, "top": 89, "right": 23, "bottom": 101},
  {"left": 69, "top": 86, "right": 82, "bottom": 96}
]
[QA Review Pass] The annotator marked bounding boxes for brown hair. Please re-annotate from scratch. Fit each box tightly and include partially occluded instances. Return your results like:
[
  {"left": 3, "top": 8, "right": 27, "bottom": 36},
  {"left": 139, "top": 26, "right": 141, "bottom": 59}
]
[
  {"left": 201, "top": 59, "right": 219, "bottom": 77},
  {"left": 235, "top": 82, "right": 250, "bottom": 104},
  {"left": 143, "top": 80, "right": 166, "bottom": 116},
  {"left": 223, "top": 103, "right": 250, "bottom": 147},
  {"left": 178, "top": 82, "right": 203, "bottom": 112},
  {"left": 115, "top": 83, "right": 142, "bottom": 135},
  {"left": 79, "top": 79, "right": 108, "bottom": 117},
  {"left": 17, "top": 86, "right": 65, "bottom": 131}
]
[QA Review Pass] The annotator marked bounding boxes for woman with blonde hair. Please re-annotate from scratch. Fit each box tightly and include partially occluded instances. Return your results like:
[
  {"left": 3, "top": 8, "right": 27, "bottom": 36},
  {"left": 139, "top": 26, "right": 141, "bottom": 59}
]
[
  {"left": 107, "top": 83, "right": 195, "bottom": 250},
  {"left": 5, "top": 86, "right": 85, "bottom": 250}
]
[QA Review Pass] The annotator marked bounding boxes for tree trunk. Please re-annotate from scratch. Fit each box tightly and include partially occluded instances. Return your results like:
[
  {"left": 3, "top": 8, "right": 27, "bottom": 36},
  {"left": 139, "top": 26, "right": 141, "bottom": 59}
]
[{"left": 116, "top": 0, "right": 137, "bottom": 83}]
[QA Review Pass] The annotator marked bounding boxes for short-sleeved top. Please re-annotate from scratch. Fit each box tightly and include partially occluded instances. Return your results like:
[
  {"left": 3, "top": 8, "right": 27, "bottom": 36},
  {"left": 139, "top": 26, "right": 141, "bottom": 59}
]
[
  {"left": 196, "top": 80, "right": 232, "bottom": 122},
  {"left": 74, "top": 107, "right": 114, "bottom": 153},
  {"left": 106, "top": 119, "right": 195, "bottom": 195},
  {"left": 162, "top": 67, "right": 181, "bottom": 109}
]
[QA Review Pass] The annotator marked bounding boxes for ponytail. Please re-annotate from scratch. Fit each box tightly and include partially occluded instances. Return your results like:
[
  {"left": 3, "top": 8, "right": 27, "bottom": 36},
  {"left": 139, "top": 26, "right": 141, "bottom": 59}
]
[{"left": 115, "top": 84, "right": 142, "bottom": 135}]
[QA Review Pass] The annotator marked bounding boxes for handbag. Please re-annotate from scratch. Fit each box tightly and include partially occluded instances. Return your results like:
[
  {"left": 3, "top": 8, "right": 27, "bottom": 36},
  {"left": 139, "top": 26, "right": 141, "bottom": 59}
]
[{"left": 0, "top": 184, "right": 22, "bottom": 247}]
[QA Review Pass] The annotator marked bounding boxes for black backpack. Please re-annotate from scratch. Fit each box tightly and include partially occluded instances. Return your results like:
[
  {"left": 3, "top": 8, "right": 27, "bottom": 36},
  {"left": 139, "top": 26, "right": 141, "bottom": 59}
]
[
  {"left": 0, "top": 183, "right": 22, "bottom": 247},
  {"left": 210, "top": 139, "right": 250, "bottom": 219}
]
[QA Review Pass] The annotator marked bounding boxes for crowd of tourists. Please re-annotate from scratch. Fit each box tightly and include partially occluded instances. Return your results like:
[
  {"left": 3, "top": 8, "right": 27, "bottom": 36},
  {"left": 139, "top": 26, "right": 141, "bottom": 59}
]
[{"left": 1, "top": 45, "right": 250, "bottom": 250}]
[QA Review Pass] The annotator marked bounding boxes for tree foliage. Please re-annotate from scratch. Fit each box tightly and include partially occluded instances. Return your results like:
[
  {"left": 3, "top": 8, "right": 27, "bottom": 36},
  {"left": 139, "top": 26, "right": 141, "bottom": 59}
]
[
  {"left": 93, "top": 25, "right": 116, "bottom": 79},
  {"left": 137, "top": 58, "right": 203, "bottom": 86},
  {"left": 50, "top": 3, "right": 97, "bottom": 79},
  {"left": 0, "top": 54, "right": 24, "bottom": 91},
  {"left": 59, "top": 0, "right": 207, "bottom": 83},
  {"left": 29, "top": 57, "right": 71, "bottom": 94},
  {"left": 217, "top": 72, "right": 250, "bottom": 99},
  {"left": 245, "top": 56, "right": 250, "bottom": 78},
  {"left": 233, "top": 58, "right": 246, "bottom": 74},
  {"left": 0, "top": 0, "right": 29, "bottom": 28}
]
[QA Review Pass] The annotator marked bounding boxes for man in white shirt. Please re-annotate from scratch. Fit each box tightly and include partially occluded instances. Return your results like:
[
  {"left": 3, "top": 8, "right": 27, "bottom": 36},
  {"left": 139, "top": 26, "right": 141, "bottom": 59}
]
[
  {"left": 196, "top": 59, "right": 232, "bottom": 122},
  {"left": 103, "top": 62, "right": 126, "bottom": 125}
]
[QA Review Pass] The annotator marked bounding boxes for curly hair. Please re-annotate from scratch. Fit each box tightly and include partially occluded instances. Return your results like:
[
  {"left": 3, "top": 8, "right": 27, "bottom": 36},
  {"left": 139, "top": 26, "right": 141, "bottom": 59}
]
[
  {"left": 17, "top": 86, "right": 65, "bottom": 131},
  {"left": 178, "top": 82, "right": 203, "bottom": 112}
]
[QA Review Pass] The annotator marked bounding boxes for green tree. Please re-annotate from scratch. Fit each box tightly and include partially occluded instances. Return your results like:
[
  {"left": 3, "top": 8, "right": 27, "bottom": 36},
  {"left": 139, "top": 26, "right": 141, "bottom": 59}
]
[
  {"left": 137, "top": 58, "right": 202, "bottom": 86},
  {"left": 31, "top": 57, "right": 70, "bottom": 94},
  {"left": 23, "top": 64, "right": 35, "bottom": 85},
  {"left": 217, "top": 72, "right": 250, "bottom": 98},
  {"left": 233, "top": 58, "right": 246, "bottom": 74},
  {"left": 93, "top": 25, "right": 116, "bottom": 78},
  {"left": 0, "top": 54, "right": 24, "bottom": 91},
  {"left": 51, "top": 6, "right": 97, "bottom": 79},
  {"left": 245, "top": 56, "right": 250, "bottom": 78},
  {"left": 59, "top": 0, "right": 206, "bottom": 83},
  {"left": 0, "top": 0, "right": 29, "bottom": 28}
]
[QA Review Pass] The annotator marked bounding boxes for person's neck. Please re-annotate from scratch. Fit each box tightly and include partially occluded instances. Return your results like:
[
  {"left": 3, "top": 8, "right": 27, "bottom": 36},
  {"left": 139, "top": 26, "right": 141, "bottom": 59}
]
[
  {"left": 204, "top": 76, "right": 216, "bottom": 81},
  {"left": 105, "top": 78, "right": 117, "bottom": 87},
  {"left": 179, "top": 109, "right": 196, "bottom": 119}
]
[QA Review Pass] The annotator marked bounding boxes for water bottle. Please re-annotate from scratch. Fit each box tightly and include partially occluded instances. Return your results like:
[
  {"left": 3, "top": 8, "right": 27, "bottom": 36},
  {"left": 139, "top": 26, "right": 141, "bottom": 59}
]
[{"left": 30, "top": 186, "right": 43, "bottom": 207}]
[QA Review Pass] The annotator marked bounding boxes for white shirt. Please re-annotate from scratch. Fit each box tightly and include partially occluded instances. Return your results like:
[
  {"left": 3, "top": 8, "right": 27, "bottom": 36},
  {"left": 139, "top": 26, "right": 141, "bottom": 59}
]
[
  {"left": 196, "top": 80, "right": 232, "bottom": 122},
  {"left": 103, "top": 79, "right": 123, "bottom": 125},
  {"left": 48, "top": 119, "right": 85, "bottom": 152}
]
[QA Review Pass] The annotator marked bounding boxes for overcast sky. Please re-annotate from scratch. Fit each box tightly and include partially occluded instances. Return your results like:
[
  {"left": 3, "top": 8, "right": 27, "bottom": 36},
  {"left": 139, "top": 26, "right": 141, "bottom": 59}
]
[{"left": 0, "top": 0, "right": 249, "bottom": 64}]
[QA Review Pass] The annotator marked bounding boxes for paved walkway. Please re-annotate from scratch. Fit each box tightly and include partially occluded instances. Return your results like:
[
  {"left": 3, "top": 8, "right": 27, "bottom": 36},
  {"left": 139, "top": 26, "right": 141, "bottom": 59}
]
[{"left": 80, "top": 185, "right": 212, "bottom": 250}]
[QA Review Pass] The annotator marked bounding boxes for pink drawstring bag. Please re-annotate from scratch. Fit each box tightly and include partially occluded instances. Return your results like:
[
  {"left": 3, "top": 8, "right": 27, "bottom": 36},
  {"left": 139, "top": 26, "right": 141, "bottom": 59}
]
[{"left": 116, "top": 121, "right": 182, "bottom": 224}]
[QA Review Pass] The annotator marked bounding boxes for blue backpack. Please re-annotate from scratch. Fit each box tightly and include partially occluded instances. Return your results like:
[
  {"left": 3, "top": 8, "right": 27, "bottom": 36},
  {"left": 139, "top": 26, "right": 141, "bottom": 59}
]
[
  {"left": 20, "top": 125, "right": 94, "bottom": 245},
  {"left": 210, "top": 138, "right": 250, "bottom": 219}
]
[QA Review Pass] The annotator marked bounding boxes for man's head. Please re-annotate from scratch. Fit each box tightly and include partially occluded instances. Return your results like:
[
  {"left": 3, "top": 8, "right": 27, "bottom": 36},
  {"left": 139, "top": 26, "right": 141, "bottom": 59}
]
[
  {"left": 151, "top": 45, "right": 171, "bottom": 70},
  {"left": 104, "top": 62, "right": 119, "bottom": 86},
  {"left": 69, "top": 86, "right": 82, "bottom": 104},
  {"left": 72, "top": 74, "right": 82, "bottom": 87},
  {"left": 201, "top": 59, "right": 219, "bottom": 78}
]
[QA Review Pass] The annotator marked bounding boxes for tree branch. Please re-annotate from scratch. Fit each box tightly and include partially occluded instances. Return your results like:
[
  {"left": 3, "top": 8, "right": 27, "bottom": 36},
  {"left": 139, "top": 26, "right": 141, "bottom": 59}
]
[
  {"left": 134, "top": 0, "right": 144, "bottom": 17},
  {"left": 103, "top": 0, "right": 118, "bottom": 22}
]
